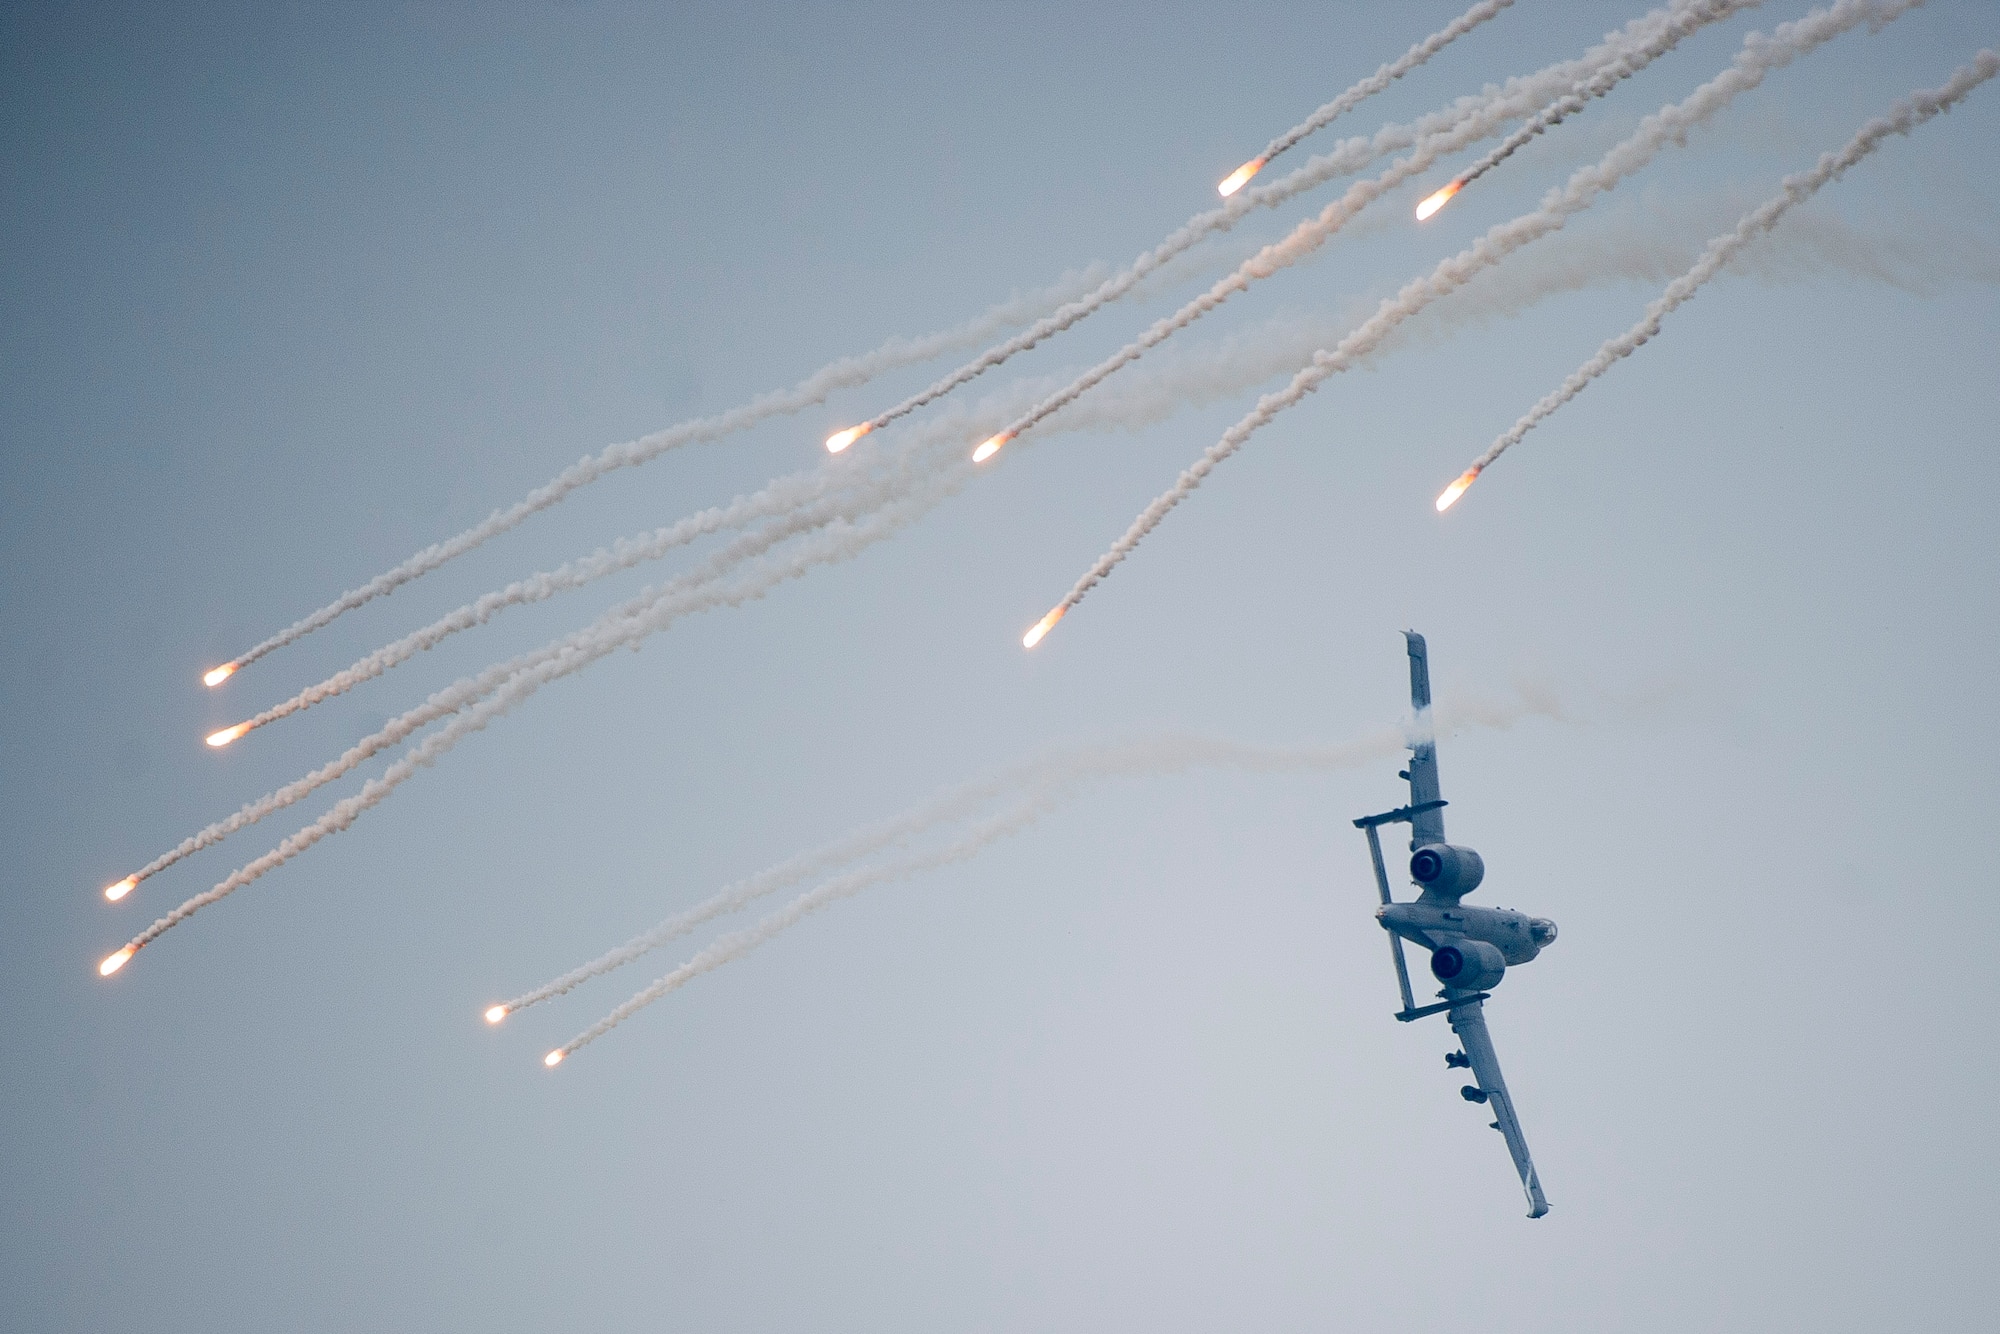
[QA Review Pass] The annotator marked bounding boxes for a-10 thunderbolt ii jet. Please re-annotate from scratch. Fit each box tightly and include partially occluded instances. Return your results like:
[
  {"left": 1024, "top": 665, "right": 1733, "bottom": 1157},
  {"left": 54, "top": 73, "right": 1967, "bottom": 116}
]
[{"left": 1353, "top": 632, "right": 1557, "bottom": 1218}]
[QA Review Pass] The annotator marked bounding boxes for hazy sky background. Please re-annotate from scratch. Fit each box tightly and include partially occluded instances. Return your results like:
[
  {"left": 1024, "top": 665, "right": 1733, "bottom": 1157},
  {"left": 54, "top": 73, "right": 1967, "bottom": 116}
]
[{"left": 5, "top": 2, "right": 1998, "bottom": 1330}]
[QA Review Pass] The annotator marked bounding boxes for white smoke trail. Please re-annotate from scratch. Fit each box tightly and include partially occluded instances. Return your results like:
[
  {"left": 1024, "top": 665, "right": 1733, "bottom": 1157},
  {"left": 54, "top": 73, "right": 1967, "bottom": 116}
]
[
  {"left": 844, "top": 0, "right": 1734, "bottom": 441},
  {"left": 111, "top": 465, "right": 986, "bottom": 963},
  {"left": 973, "top": 0, "right": 1764, "bottom": 459},
  {"left": 128, "top": 159, "right": 1921, "bottom": 904},
  {"left": 231, "top": 312, "right": 1397, "bottom": 744},
  {"left": 1229, "top": 0, "right": 1517, "bottom": 183},
  {"left": 546, "top": 693, "right": 1570, "bottom": 1062},
  {"left": 234, "top": 14, "right": 1507, "bottom": 681},
  {"left": 1376, "top": 189, "right": 2000, "bottom": 350},
  {"left": 127, "top": 307, "right": 1404, "bottom": 895},
  {"left": 227, "top": 467, "right": 882, "bottom": 736},
  {"left": 114, "top": 191, "right": 1644, "bottom": 956},
  {"left": 232, "top": 307, "right": 1393, "bottom": 747},
  {"left": 117, "top": 445, "right": 968, "bottom": 893},
  {"left": 500, "top": 778, "right": 1054, "bottom": 1018},
  {"left": 1448, "top": 0, "right": 1748, "bottom": 197},
  {"left": 125, "top": 173, "right": 1859, "bottom": 900},
  {"left": 128, "top": 442, "right": 959, "bottom": 885},
  {"left": 158, "top": 323, "right": 1348, "bottom": 878},
  {"left": 128, "top": 650, "right": 571, "bottom": 889},
  {"left": 207, "top": 240, "right": 1325, "bottom": 742},
  {"left": 1037, "top": 0, "right": 1915, "bottom": 634},
  {"left": 213, "top": 2, "right": 1737, "bottom": 679},
  {"left": 216, "top": 265, "right": 1113, "bottom": 672},
  {"left": 498, "top": 731, "right": 1410, "bottom": 1016},
  {"left": 1453, "top": 51, "right": 1997, "bottom": 494},
  {"left": 160, "top": 323, "right": 1398, "bottom": 894},
  {"left": 121, "top": 9, "right": 1855, "bottom": 903},
  {"left": 1076, "top": 197, "right": 2000, "bottom": 420},
  {"left": 1744, "top": 205, "right": 2000, "bottom": 294},
  {"left": 549, "top": 798, "right": 1055, "bottom": 1064}
]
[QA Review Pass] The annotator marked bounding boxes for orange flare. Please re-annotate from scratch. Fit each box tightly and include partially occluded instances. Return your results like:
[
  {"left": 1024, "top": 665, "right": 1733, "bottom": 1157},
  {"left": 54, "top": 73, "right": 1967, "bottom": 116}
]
[
  {"left": 485, "top": 1005, "right": 508, "bottom": 1025},
  {"left": 1436, "top": 468, "right": 1481, "bottom": 512},
  {"left": 105, "top": 875, "right": 137, "bottom": 903},
  {"left": 99, "top": 946, "right": 135, "bottom": 976},
  {"left": 203, "top": 662, "right": 239, "bottom": 688},
  {"left": 1022, "top": 605, "right": 1066, "bottom": 649},
  {"left": 972, "top": 431, "right": 1013, "bottom": 463},
  {"left": 1415, "top": 179, "right": 1463, "bottom": 221},
  {"left": 206, "top": 722, "right": 250, "bottom": 748},
  {"left": 825, "top": 423, "right": 872, "bottom": 454},
  {"left": 544, "top": 1049, "right": 565, "bottom": 1067},
  {"left": 1217, "top": 156, "right": 1266, "bottom": 198}
]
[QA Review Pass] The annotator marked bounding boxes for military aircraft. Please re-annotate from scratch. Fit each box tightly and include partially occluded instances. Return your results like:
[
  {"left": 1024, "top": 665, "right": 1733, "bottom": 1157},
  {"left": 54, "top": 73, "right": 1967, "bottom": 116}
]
[{"left": 1353, "top": 632, "right": 1556, "bottom": 1218}]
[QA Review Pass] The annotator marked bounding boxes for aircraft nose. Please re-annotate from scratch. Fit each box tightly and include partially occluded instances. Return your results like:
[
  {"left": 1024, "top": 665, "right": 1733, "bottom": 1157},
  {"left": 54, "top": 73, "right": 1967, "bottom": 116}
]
[{"left": 1529, "top": 917, "right": 1558, "bottom": 947}]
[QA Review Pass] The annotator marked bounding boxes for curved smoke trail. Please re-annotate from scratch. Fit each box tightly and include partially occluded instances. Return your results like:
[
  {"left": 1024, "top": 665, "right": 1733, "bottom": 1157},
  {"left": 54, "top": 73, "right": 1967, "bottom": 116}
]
[
  {"left": 1444, "top": 0, "right": 1758, "bottom": 202},
  {"left": 123, "top": 309, "right": 1378, "bottom": 914},
  {"left": 497, "top": 731, "right": 1408, "bottom": 1018},
  {"left": 117, "top": 448, "right": 962, "bottom": 898},
  {"left": 546, "top": 740, "right": 1378, "bottom": 1061},
  {"left": 1220, "top": 0, "right": 1518, "bottom": 191},
  {"left": 1033, "top": 0, "right": 1916, "bottom": 638},
  {"left": 970, "top": 0, "right": 1766, "bottom": 462},
  {"left": 131, "top": 307, "right": 1411, "bottom": 896},
  {"left": 546, "top": 798, "right": 1056, "bottom": 1064},
  {"left": 227, "top": 466, "right": 880, "bottom": 738},
  {"left": 136, "top": 302, "right": 1416, "bottom": 898},
  {"left": 212, "top": 1, "right": 1731, "bottom": 679},
  {"left": 105, "top": 4, "right": 1871, "bottom": 937},
  {"left": 214, "top": 265, "right": 1113, "bottom": 674},
  {"left": 110, "top": 463, "right": 989, "bottom": 967},
  {"left": 839, "top": 0, "right": 1729, "bottom": 444},
  {"left": 545, "top": 694, "right": 1571, "bottom": 1063},
  {"left": 1443, "top": 50, "right": 1997, "bottom": 500},
  {"left": 117, "top": 147, "right": 1866, "bottom": 905}
]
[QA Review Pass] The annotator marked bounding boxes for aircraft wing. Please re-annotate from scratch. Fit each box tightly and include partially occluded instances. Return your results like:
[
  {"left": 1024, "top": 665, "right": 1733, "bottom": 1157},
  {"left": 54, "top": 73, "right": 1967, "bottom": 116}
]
[
  {"left": 1403, "top": 631, "right": 1448, "bottom": 850},
  {"left": 1447, "top": 994, "right": 1550, "bottom": 1218}
]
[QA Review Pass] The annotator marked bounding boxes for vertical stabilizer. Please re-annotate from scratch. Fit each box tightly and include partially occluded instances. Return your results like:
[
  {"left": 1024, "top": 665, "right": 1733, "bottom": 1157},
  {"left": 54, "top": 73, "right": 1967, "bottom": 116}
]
[{"left": 1404, "top": 632, "right": 1447, "bottom": 849}]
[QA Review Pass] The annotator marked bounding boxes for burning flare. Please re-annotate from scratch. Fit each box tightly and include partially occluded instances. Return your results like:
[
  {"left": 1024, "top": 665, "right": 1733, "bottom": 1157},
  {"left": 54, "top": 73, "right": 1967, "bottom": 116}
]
[
  {"left": 1217, "top": 156, "right": 1266, "bottom": 198},
  {"left": 485, "top": 1005, "right": 508, "bottom": 1025},
  {"left": 1415, "top": 179, "right": 1464, "bottom": 221},
  {"left": 203, "top": 662, "right": 239, "bottom": 688},
  {"left": 544, "top": 1049, "right": 565, "bottom": 1067},
  {"left": 1022, "top": 605, "right": 1067, "bottom": 649},
  {"left": 972, "top": 431, "right": 1014, "bottom": 464},
  {"left": 825, "top": 423, "right": 872, "bottom": 454},
  {"left": 105, "top": 876, "right": 137, "bottom": 903},
  {"left": 206, "top": 722, "right": 250, "bottom": 748},
  {"left": 1436, "top": 467, "right": 1481, "bottom": 512},
  {"left": 99, "top": 946, "right": 135, "bottom": 976}
]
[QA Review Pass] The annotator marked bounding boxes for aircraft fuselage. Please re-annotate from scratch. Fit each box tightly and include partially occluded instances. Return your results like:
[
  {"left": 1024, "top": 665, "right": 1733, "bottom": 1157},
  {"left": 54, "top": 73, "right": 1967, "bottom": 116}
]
[
  {"left": 1378, "top": 899, "right": 1555, "bottom": 966},
  {"left": 1353, "top": 632, "right": 1555, "bottom": 1216}
]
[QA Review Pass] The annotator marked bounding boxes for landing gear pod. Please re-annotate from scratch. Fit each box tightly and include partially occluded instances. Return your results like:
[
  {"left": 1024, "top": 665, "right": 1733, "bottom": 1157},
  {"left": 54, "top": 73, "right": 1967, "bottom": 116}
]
[{"left": 1410, "top": 843, "right": 1485, "bottom": 899}]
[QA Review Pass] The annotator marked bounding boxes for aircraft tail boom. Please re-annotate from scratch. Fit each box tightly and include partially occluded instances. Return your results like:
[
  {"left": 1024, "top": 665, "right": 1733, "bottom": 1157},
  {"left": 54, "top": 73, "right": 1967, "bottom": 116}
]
[{"left": 1404, "top": 632, "right": 1447, "bottom": 849}]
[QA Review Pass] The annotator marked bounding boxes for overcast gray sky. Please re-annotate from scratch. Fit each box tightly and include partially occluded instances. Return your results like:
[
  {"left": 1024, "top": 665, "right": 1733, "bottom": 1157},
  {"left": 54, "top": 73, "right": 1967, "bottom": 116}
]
[{"left": 5, "top": 2, "right": 1998, "bottom": 1330}]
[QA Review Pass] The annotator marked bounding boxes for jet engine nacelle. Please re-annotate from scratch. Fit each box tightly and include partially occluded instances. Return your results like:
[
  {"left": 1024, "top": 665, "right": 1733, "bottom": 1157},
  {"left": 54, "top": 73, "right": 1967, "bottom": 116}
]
[
  {"left": 1410, "top": 843, "right": 1485, "bottom": 899},
  {"left": 1430, "top": 938, "right": 1506, "bottom": 991}
]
